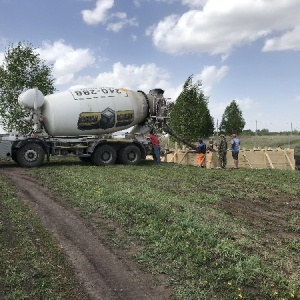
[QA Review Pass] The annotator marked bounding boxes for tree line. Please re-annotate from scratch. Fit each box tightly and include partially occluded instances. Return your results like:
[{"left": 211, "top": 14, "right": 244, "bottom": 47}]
[{"left": 0, "top": 42, "right": 245, "bottom": 139}]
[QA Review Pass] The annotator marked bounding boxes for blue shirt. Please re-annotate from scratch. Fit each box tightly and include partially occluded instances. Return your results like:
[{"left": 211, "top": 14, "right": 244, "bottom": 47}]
[
  {"left": 198, "top": 142, "right": 206, "bottom": 154},
  {"left": 231, "top": 138, "right": 240, "bottom": 152}
]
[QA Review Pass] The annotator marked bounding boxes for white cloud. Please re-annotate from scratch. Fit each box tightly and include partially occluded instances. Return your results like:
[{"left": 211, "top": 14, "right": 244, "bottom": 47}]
[
  {"left": 82, "top": 0, "right": 114, "bottom": 25},
  {"left": 106, "top": 14, "right": 138, "bottom": 32},
  {"left": 194, "top": 65, "right": 229, "bottom": 95},
  {"left": 82, "top": 0, "right": 138, "bottom": 31},
  {"left": 236, "top": 97, "right": 257, "bottom": 111},
  {"left": 263, "top": 26, "right": 300, "bottom": 51},
  {"left": 148, "top": 0, "right": 300, "bottom": 57},
  {"left": 182, "top": 0, "right": 207, "bottom": 8},
  {"left": 70, "top": 62, "right": 185, "bottom": 101},
  {"left": 72, "top": 62, "right": 171, "bottom": 92},
  {"left": 36, "top": 40, "right": 96, "bottom": 85}
]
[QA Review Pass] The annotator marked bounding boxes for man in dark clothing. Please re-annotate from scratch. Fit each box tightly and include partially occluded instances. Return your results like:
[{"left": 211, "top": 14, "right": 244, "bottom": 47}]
[{"left": 218, "top": 134, "right": 228, "bottom": 168}]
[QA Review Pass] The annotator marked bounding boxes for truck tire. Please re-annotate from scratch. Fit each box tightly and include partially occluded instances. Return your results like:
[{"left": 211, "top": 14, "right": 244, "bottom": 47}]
[
  {"left": 91, "top": 144, "right": 117, "bottom": 166},
  {"left": 119, "top": 144, "right": 141, "bottom": 165},
  {"left": 16, "top": 143, "right": 45, "bottom": 168}
]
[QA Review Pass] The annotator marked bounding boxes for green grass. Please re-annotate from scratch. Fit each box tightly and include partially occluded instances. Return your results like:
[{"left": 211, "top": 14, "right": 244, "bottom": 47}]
[
  {"left": 0, "top": 170, "right": 88, "bottom": 300},
  {"left": 23, "top": 158, "right": 300, "bottom": 300}
]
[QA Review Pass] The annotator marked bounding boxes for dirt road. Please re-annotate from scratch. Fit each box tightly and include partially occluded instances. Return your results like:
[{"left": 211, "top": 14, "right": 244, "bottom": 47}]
[{"left": 1, "top": 166, "right": 171, "bottom": 300}]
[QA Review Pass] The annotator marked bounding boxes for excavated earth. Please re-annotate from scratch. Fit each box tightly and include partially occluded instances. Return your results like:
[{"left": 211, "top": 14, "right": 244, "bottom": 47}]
[{"left": 0, "top": 165, "right": 172, "bottom": 300}]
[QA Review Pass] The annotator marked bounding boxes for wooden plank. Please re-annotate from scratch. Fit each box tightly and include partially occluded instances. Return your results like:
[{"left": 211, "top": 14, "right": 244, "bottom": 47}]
[
  {"left": 265, "top": 152, "right": 274, "bottom": 169},
  {"left": 205, "top": 152, "right": 212, "bottom": 168},
  {"left": 242, "top": 153, "right": 253, "bottom": 169},
  {"left": 169, "top": 152, "right": 177, "bottom": 162},
  {"left": 285, "top": 153, "right": 294, "bottom": 170},
  {"left": 178, "top": 151, "right": 189, "bottom": 164}
]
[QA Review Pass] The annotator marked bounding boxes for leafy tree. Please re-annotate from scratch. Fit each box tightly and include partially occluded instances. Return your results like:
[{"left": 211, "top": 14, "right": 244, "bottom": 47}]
[
  {"left": 219, "top": 100, "right": 245, "bottom": 135},
  {"left": 0, "top": 42, "right": 55, "bottom": 134},
  {"left": 169, "top": 75, "right": 214, "bottom": 141}
]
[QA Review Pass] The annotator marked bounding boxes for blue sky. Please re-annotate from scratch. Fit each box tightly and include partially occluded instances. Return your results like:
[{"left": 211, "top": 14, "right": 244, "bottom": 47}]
[{"left": 1, "top": 0, "right": 300, "bottom": 134}]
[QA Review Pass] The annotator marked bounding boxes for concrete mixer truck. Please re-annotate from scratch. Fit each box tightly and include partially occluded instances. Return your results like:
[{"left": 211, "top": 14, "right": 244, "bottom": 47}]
[{"left": 0, "top": 87, "right": 169, "bottom": 167}]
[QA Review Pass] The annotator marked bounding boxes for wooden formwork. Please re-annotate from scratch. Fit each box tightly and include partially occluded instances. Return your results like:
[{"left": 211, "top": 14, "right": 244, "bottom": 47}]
[{"left": 164, "top": 148, "right": 295, "bottom": 170}]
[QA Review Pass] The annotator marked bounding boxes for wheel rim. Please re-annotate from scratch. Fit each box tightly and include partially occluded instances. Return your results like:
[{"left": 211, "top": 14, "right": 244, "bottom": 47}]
[
  {"left": 24, "top": 149, "right": 38, "bottom": 162},
  {"left": 101, "top": 151, "right": 111, "bottom": 162},
  {"left": 127, "top": 151, "right": 136, "bottom": 161}
]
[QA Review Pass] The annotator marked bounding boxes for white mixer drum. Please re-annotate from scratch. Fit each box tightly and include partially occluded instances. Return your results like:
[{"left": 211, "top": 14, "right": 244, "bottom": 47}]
[{"left": 41, "top": 87, "right": 149, "bottom": 136}]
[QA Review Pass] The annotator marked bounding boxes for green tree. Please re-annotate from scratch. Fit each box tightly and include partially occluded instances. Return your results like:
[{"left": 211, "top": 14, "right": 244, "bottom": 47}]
[
  {"left": 257, "top": 128, "right": 270, "bottom": 136},
  {"left": 0, "top": 42, "right": 55, "bottom": 134},
  {"left": 169, "top": 75, "right": 214, "bottom": 141},
  {"left": 219, "top": 100, "right": 245, "bottom": 134}
]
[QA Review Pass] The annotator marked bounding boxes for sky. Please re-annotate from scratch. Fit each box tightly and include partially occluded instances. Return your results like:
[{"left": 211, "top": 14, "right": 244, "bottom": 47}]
[{"left": 1, "top": 0, "right": 300, "bottom": 134}]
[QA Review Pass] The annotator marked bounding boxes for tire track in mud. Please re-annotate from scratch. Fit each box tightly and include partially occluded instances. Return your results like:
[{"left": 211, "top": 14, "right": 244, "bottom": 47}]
[{"left": 1, "top": 167, "right": 171, "bottom": 300}]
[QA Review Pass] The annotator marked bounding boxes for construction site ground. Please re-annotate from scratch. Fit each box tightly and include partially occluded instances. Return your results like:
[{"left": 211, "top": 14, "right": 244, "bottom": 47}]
[
  {"left": 1, "top": 157, "right": 300, "bottom": 299},
  {"left": 0, "top": 165, "right": 172, "bottom": 300}
]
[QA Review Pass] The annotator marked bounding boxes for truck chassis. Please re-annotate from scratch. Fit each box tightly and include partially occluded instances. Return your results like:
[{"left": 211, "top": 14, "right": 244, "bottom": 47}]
[{"left": 0, "top": 135, "right": 149, "bottom": 168}]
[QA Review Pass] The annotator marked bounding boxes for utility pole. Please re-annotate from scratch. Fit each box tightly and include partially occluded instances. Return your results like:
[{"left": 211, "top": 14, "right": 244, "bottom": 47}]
[{"left": 255, "top": 120, "right": 257, "bottom": 136}]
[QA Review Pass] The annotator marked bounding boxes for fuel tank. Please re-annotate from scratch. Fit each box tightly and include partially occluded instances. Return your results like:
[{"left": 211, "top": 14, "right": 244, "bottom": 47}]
[{"left": 40, "top": 87, "right": 150, "bottom": 136}]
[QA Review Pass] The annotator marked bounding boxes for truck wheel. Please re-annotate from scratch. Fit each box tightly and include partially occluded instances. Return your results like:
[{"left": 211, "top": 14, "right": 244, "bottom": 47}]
[
  {"left": 91, "top": 145, "right": 117, "bottom": 166},
  {"left": 16, "top": 143, "right": 45, "bottom": 168},
  {"left": 119, "top": 144, "right": 141, "bottom": 165}
]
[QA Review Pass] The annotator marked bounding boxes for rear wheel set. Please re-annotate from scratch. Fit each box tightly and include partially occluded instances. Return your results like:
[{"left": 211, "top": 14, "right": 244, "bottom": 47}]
[{"left": 91, "top": 144, "right": 142, "bottom": 166}]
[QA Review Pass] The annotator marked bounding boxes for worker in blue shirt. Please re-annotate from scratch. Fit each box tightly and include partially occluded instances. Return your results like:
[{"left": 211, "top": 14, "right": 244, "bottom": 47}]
[{"left": 231, "top": 133, "right": 240, "bottom": 169}]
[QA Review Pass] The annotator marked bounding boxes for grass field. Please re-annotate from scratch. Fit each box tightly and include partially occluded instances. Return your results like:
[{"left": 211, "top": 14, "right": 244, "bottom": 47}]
[{"left": 1, "top": 156, "right": 300, "bottom": 300}]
